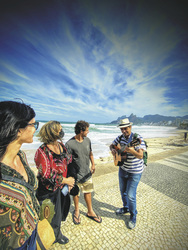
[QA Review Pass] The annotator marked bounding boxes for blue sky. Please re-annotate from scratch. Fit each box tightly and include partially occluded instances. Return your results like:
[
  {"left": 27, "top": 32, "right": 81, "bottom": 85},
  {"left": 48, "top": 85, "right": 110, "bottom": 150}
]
[{"left": 0, "top": 0, "right": 188, "bottom": 123}]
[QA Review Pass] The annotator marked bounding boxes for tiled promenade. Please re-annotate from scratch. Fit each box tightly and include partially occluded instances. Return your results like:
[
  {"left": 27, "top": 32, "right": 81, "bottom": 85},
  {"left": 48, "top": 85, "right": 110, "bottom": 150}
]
[{"left": 50, "top": 151, "right": 188, "bottom": 249}]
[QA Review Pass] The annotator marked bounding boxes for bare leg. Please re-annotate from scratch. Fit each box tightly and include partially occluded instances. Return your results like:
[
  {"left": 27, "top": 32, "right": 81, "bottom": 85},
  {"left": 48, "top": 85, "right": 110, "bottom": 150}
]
[
  {"left": 73, "top": 195, "right": 81, "bottom": 223},
  {"left": 84, "top": 192, "right": 101, "bottom": 222}
]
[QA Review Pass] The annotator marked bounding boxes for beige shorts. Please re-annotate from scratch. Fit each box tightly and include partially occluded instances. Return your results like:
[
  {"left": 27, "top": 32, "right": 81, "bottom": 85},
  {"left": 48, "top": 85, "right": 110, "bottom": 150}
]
[{"left": 77, "top": 177, "right": 94, "bottom": 195}]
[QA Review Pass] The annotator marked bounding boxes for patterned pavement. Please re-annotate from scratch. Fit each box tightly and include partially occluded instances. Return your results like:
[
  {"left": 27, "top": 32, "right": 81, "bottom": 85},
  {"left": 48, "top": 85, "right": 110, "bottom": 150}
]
[{"left": 50, "top": 151, "right": 188, "bottom": 250}]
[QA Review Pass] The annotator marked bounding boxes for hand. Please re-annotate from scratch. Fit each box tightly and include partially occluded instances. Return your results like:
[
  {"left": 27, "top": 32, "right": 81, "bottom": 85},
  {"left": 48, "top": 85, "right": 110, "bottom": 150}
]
[
  {"left": 111, "top": 149, "right": 116, "bottom": 156},
  {"left": 67, "top": 177, "right": 75, "bottom": 188},
  {"left": 125, "top": 147, "right": 134, "bottom": 154},
  {"left": 91, "top": 165, "right": 95, "bottom": 174}
]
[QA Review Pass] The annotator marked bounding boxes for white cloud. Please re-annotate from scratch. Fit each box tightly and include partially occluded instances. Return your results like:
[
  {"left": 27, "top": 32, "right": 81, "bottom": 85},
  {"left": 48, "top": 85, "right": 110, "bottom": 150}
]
[{"left": 0, "top": 1, "right": 187, "bottom": 122}]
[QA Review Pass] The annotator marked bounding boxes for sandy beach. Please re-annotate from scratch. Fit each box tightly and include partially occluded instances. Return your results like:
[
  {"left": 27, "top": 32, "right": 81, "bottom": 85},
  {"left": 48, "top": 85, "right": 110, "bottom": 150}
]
[
  {"left": 93, "top": 131, "right": 188, "bottom": 177},
  {"left": 23, "top": 130, "right": 188, "bottom": 176}
]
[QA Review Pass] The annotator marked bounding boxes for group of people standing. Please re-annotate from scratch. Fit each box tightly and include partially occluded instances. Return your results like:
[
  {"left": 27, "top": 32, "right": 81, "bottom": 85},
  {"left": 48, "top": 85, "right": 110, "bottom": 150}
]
[{"left": 0, "top": 101, "right": 147, "bottom": 249}]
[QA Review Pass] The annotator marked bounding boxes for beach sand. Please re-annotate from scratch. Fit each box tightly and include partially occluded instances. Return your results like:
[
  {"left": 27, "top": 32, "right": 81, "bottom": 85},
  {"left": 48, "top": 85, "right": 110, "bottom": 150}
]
[
  {"left": 23, "top": 130, "right": 188, "bottom": 177},
  {"left": 93, "top": 131, "right": 188, "bottom": 177}
]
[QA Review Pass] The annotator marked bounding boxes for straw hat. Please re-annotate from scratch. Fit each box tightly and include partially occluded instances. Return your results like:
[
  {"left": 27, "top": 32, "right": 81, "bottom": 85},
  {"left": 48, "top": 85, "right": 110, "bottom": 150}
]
[{"left": 118, "top": 118, "right": 133, "bottom": 128}]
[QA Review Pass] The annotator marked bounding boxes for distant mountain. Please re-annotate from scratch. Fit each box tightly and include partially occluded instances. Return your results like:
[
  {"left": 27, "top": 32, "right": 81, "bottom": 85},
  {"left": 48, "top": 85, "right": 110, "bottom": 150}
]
[
  {"left": 110, "top": 113, "right": 142, "bottom": 124},
  {"left": 110, "top": 114, "right": 188, "bottom": 127},
  {"left": 143, "top": 114, "right": 188, "bottom": 123}
]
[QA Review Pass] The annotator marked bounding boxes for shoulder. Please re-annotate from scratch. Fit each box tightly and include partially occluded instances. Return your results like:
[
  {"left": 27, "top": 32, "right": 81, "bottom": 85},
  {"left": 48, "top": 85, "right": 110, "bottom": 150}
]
[
  {"left": 83, "top": 137, "right": 91, "bottom": 146},
  {"left": 134, "top": 133, "right": 145, "bottom": 142},
  {"left": 113, "top": 134, "right": 124, "bottom": 143},
  {"left": 85, "top": 137, "right": 91, "bottom": 142},
  {"left": 35, "top": 144, "right": 50, "bottom": 160},
  {"left": 133, "top": 133, "right": 142, "bottom": 139},
  {"left": 117, "top": 134, "right": 123, "bottom": 140},
  {"left": 35, "top": 143, "right": 46, "bottom": 154},
  {"left": 18, "top": 151, "right": 36, "bottom": 180},
  {"left": 65, "top": 138, "right": 75, "bottom": 154},
  {"left": 66, "top": 136, "right": 75, "bottom": 144},
  {"left": 37, "top": 143, "right": 48, "bottom": 153},
  {"left": 39, "top": 143, "right": 46, "bottom": 150}
]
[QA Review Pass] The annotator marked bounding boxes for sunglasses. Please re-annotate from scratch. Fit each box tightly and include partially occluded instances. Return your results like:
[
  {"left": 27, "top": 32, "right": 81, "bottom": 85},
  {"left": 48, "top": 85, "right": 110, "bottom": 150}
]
[{"left": 27, "top": 121, "right": 39, "bottom": 130}]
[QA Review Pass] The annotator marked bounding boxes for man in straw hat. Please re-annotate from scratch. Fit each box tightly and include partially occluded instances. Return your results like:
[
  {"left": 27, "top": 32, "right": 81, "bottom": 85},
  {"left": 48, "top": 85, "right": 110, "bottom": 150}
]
[{"left": 110, "top": 118, "right": 147, "bottom": 229}]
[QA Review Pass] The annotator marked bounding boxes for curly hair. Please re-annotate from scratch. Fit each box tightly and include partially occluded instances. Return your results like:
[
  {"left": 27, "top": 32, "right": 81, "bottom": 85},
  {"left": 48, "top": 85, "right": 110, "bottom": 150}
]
[
  {"left": 0, "top": 101, "right": 35, "bottom": 160},
  {"left": 74, "top": 120, "right": 89, "bottom": 135},
  {"left": 37, "top": 120, "right": 62, "bottom": 144}
]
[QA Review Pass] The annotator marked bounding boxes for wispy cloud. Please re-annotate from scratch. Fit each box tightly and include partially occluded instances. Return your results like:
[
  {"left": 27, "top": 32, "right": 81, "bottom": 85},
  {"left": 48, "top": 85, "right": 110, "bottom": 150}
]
[{"left": 0, "top": 0, "right": 187, "bottom": 122}]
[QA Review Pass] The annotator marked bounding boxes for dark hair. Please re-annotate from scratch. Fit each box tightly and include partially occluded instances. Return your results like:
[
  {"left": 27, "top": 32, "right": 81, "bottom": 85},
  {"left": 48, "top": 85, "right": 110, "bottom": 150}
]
[
  {"left": 0, "top": 101, "right": 35, "bottom": 159},
  {"left": 74, "top": 120, "right": 89, "bottom": 135}
]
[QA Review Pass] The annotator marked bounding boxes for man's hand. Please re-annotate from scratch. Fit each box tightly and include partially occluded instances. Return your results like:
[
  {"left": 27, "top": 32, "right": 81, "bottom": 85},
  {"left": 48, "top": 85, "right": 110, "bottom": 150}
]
[
  {"left": 111, "top": 148, "right": 116, "bottom": 156},
  {"left": 125, "top": 146, "right": 134, "bottom": 154},
  {"left": 110, "top": 144, "right": 117, "bottom": 156},
  {"left": 125, "top": 147, "right": 143, "bottom": 159},
  {"left": 91, "top": 165, "right": 95, "bottom": 174}
]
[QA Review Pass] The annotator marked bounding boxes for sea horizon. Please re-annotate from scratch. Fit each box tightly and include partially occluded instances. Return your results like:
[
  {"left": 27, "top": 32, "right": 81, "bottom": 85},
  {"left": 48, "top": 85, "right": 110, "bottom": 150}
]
[{"left": 21, "top": 122, "right": 181, "bottom": 159}]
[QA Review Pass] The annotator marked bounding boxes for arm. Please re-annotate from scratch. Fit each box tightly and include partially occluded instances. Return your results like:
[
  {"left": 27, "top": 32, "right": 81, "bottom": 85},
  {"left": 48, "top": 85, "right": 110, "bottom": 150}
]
[
  {"left": 90, "top": 151, "right": 95, "bottom": 174},
  {"left": 125, "top": 147, "right": 143, "bottom": 159},
  {"left": 124, "top": 134, "right": 146, "bottom": 159},
  {"left": 62, "top": 176, "right": 75, "bottom": 187},
  {"left": 34, "top": 147, "right": 51, "bottom": 179},
  {"left": 63, "top": 143, "right": 76, "bottom": 187}
]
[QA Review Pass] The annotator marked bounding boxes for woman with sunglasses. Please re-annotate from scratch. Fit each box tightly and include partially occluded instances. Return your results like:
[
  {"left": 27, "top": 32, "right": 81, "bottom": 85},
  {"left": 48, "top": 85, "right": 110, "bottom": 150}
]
[
  {"left": 0, "top": 101, "right": 40, "bottom": 249},
  {"left": 34, "top": 121, "right": 76, "bottom": 245}
]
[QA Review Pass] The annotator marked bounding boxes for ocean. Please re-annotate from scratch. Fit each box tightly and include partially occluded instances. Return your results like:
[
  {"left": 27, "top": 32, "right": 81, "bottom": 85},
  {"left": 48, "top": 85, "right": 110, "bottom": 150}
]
[{"left": 21, "top": 122, "right": 181, "bottom": 159}]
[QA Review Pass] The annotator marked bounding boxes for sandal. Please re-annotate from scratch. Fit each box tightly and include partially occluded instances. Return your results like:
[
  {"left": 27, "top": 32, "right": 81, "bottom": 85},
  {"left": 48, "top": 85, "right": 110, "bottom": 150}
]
[
  {"left": 86, "top": 214, "right": 102, "bottom": 223},
  {"left": 72, "top": 210, "right": 81, "bottom": 225}
]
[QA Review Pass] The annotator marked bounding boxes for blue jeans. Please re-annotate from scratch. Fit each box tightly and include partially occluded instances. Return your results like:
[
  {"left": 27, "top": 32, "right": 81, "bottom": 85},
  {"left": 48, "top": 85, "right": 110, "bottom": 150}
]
[{"left": 118, "top": 167, "right": 142, "bottom": 223}]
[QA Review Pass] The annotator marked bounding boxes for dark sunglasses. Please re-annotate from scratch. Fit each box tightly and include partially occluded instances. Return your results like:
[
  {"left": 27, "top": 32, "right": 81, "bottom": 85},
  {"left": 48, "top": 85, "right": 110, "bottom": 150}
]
[{"left": 27, "top": 121, "right": 39, "bottom": 130}]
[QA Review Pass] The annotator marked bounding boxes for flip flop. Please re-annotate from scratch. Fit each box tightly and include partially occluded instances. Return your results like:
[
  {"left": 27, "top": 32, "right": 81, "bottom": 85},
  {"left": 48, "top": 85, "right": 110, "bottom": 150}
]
[
  {"left": 86, "top": 214, "right": 102, "bottom": 223},
  {"left": 72, "top": 210, "right": 81, "bottom": 225}
]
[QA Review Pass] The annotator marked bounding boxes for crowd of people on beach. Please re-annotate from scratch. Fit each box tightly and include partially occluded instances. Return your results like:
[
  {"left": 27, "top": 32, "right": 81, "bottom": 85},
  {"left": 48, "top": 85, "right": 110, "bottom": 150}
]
[{"left": 0, "top": 100, "right": 147, "bottom": 249}]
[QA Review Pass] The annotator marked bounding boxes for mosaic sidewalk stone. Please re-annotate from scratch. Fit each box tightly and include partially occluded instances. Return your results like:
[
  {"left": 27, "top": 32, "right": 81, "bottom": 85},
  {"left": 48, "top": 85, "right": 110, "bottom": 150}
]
[{"left": 50, "top": 151, "right": 188, "bottom": 249}]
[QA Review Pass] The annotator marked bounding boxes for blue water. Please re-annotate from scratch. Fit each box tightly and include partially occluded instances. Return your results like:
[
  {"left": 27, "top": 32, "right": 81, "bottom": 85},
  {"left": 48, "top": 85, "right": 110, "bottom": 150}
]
[{"left": 21, "top": 122, "right": 180, "bottom": 159}]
